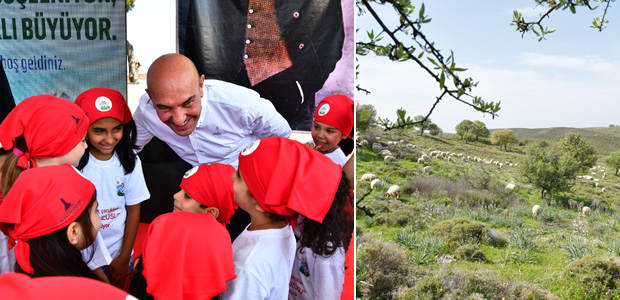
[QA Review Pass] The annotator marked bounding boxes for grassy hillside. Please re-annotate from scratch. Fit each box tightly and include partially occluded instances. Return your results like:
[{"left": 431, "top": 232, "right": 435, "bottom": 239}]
[
  {"left": 356, "top": 128, "right": 620, "bottom": 300},
  {"left": 490, "top": 126, "right": 620, "bottom": 156}
]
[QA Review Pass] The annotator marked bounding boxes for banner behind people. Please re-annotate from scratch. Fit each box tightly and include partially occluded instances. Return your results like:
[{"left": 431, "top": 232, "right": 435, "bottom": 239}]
[
  {"left": 178, "top": 0, "right": 354, "bottom": 130},
  {"left": 0, "top": 1, "right": 126, "bottom": 104}
]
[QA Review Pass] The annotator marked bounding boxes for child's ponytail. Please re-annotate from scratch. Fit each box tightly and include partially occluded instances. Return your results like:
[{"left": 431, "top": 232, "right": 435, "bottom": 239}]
[{"left": 298, "top": 171, "right": 353, "bottom": 257}]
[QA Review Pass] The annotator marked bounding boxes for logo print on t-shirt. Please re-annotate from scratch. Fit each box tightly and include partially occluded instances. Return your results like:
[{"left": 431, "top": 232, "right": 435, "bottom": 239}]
[
  {"left": 299, "top": 260, "right": 310, "bottom": 277},
  {"left": 184, "top": 166, "right": 199, "bottom": 178},
  {"left": 116, "top": 181, "right": 125, "bottom": 197}
]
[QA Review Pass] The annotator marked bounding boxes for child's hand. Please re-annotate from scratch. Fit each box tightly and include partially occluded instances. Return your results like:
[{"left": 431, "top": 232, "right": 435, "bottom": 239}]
[
  {"left": 108, "top": 255, "right": 130, "bottom": 289},
  {"left": 304, "top": 142, "right": 323, "bottom": 151}
]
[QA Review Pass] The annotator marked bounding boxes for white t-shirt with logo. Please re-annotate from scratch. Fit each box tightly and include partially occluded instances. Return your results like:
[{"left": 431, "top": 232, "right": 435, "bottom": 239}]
[
  {"left": 305, "top": 140, "right": 347, "bottom": 167},
  {"left": 81, "top": 152, "right": 150, "bottom": 261},
  {"left": 288, "top": 243, "right": 346, "bottom": 300}
]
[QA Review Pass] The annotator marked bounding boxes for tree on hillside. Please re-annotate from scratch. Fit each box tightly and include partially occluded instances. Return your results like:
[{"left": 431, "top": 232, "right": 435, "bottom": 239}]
[
  {"left": 357, "top": 103, "right": 378, "bottom": 132},
  {"left": 607, "top": 150, "right": 620, "bottom": 175},
  {"left": 491, "top": 129, "right": 518, "bottom": 151},
  {"left": 561, "top": 133, "right": 597, "bottom": 172},
  {"left": 455, "top": 120, "right": 475, "bottom": 142},
  {"left": 472, "top": 120, "right": 490, "bottom": 141},
  {"left": 428, "top": 123, "right": 442, "bottom": 136},
  {"left": 520, "top": 142, "right": 580, "bottom": 201},
  {"left": 356, "top": 0, "right": 613, "bottom": 130},
  {"left": 413, "top": 114, "right": 436, "bottom": 136}
]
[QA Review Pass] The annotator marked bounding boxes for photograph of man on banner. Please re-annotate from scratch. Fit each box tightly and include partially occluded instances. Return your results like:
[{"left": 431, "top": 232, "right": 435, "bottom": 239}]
[{"left": 178, "top": 0, "right": 350, "bottom": 130}]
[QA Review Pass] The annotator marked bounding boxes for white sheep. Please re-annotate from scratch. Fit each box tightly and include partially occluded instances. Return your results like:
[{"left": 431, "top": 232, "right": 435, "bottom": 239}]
[
  {"left": 372, "top": 143, "right": 382, "bottom": 153},
  {"left": 568, "top": 199, "right": 577, "bottom": 209},
  {"left": 360, "top": 139, "right": 369, "bottom": 148},
  {"left": 602, "top": 187, "right": 606, "bottom": 192},
  {"left": 422, "top": 155, "right": 431, "bottom": 162},
  {"left": 423, "top": 166, "right": 433, "bottom": 174},
  {"left": 384, "top": 155, "right": 397, "bottom": 163},
  {"left": 385, "top": 185, "right": 400, "bottom": 198},
  {"left": 532, "top": 205, "right": 542, "bottom": 217},
  {"left": 583, "top": 206, "right": 591, "bottom": 217},
  {"left": 379, "top": 149, "right": 392, "bottom": 158},
  {"left": 417, "top": 157, "right": 425, "bottom": 164},
  {"left": 591, "top": 198, "right": 600, "bottom": 209},
  {"left": 360, "top": 173, "right": 376, "bottom": 182},
  {"left": 505, "top": 183, "right": 516, "bottom": 190},
  {"left": 370, "top": 179, "right": 383, "bottom": 190}
]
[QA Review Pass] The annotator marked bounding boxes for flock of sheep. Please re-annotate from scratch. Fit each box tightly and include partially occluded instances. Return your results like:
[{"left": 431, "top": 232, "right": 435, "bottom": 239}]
[{"left": 359, "top": 136, "right": 612, "bottom": 219}]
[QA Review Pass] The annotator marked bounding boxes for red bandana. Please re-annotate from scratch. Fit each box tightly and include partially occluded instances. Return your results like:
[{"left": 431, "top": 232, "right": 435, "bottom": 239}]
[
  {"left": 0, "top": 95, "right": 89, "bottom": 168},
  {"left": 0, "top": 164, "right": 94, "bottom": 274},
  {"left": 179, "top": 164, "right": 238, "bottom": 225},
  {"left": 313, "top": 94, "right": 354, "bottom": 138},
  {"left": 0, "top": 272, "right": 135, "bottom": 300},
  {"left": 75, "top": 87, "right": 132, "bottom": 125},
  {"left": 238, "top": 137, "right": 342, "bottom": 223},
  {"left": 142, "top": 212, "right": 235, "bottom": 300}
]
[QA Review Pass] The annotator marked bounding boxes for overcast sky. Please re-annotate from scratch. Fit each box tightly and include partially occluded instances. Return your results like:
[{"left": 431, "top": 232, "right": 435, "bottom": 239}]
[{"left": 356, "top": 1, "right": 620, "bottom": 132}]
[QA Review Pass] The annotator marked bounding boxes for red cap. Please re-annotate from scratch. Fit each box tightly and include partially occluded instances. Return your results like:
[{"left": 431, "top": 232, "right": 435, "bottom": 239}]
[
  {"left": 238, "top": 137, "right": 342, "bottom": 223},
  {"left": 0, "top": 272, "right": 135, "bottom": 300},
  {"left": 179, "top": 164, "right": 238, "bottom": 225},
  {"left": 0, "top": 95, "right": 89, "bottom": 168},
  {"left": 142, "top": 212, "right": 235, "bottom": 300},
  {"left": 313, "top": 94, "right": 354, "bottom": 139},
  {"left": 0, "top": 164, "right": 95, "bottom": 274},
  {"left": 75, "top": 87, "right": 132, "bottom": 125}
]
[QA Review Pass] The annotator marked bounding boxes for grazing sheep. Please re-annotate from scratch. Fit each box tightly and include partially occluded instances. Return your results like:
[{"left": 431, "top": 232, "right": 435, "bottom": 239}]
[
  {"left": 360, "top": 139, "right": 369, "bottom": 148},
  {"left": 591, "top": 198, "right": 600, "bottom": 209},
  {"left": 422, "top": 155, "right": 431, "bottom": 162},
  {"left": 532, "top": 205, "right": 542, "bottom": 217},
  {"left": 602, "top": 187, "right": 606, "bottom": 192},
  {"left": 583, "top": 206, "right": 591, "bottom": 216},
  {"left": 417, "top": 157, "right": 425, "bottom": 164},
  {"left": 505, "top": 183, "right": 516, "bottom": 190},
  {"left": 379, "top": 149, "right": 392, "bottom": 158},
  {"left": 568, "top": 199, "right": 577, "bottom": 209},
  {"left": 423, "top": 166, "right": 433, "bottom": 174},
  {"left": 372, "top": 143, "right": 383, "bottom": 153},
  {"left": 360, "top": 173, "right": 376, "bottom": 182},
  {"left": 376, "top": 137, "right": 381, "bottom": 141},
  {"left": 385, "top": 185, "right": 400, "bottom": 198},
  {"left": 370, "top": 179, "right": 383, "bottom": 190},
  {"left": 384, "top": 155, "right": 397, "bottom": 163}
]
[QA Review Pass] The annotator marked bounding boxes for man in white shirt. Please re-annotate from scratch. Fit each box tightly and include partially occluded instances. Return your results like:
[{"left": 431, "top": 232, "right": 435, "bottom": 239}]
[
  {"left": 133, "top": 53, "right": 291, "bottom": 240},
  {"left": 133, "top": 53, "right": 292, "bottom": 169}
]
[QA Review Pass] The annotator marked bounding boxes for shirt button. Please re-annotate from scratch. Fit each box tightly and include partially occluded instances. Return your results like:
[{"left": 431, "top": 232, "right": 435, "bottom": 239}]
[
  {"left": 249, "top": 8, "right": 254, "bottom": 14},
  {"left": 246, "top": 39, "right": 251, "bottom": 44},
  {"left": 247, "top": 24, "right": 252, "bottom": 29},
  {"left": 293, "top": 12, "right": 299, "bottom": 18},
  {"left": 196, "top": 150, "right": 201, "bottom": 154}
]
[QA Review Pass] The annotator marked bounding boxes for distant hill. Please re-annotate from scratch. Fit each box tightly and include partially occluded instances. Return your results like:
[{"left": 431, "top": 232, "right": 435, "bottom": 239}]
[{"left": 489, "top": 126, "right": 620, "bottom": 156}]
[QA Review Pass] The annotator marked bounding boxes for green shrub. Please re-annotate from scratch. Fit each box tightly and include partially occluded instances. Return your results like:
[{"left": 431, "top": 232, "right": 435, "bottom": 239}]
[
  {"left": 562, "top": 239, "right": 594, "bottom": 261},
  {"left": 427, "top": 217, "right": 491, "bottom": 246},
  {"left": 454, "top": 244, "right": 488, "bottom": 262},
  {"left": 357, "top": 237, "right": 409, "bottom": 299},
  {"left": 402, "top": 275, "right": 446, "bottom": 300},
  {"left": 561, "top": 256, "right": 620, "bottom": 299}
]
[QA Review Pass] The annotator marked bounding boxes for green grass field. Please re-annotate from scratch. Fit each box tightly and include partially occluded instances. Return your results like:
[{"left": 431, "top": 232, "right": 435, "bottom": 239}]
[{"left": 356, "top": 127, "right": 620, "bottom": 300}]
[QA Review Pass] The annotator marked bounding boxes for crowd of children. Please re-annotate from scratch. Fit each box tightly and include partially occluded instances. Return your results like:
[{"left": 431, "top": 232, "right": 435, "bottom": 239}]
[{"left": 0, "top": 90, "right": 354, "bottom": 299}]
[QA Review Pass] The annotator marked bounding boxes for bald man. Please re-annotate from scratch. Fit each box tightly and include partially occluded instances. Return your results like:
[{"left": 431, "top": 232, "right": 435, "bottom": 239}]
[{"left": 134, "top": 54, "right": 292, "bottom": 169}]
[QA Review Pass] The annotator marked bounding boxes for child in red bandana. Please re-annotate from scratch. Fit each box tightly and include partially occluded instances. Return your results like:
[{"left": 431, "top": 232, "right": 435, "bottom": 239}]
[
  {"left": 128, "top": 212, "right": 236, "bottom": 300},
  {"left": 0, "top": 95, "right": 89, "bottom": 275},
  {"left": 221, "top": 137, "right": 352, "bottom": 300},
  {"left": 174, "top": 164, "right": 238, "bottom": 225},
  {"left": 0, "top": 164, "right": 101, "bottom": 279},
  {"left": 305, "top": 94, "right": 354, "bottom": 167},
  {"left": 74, "top": 87, "right": 150, "bottom": 288}
]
